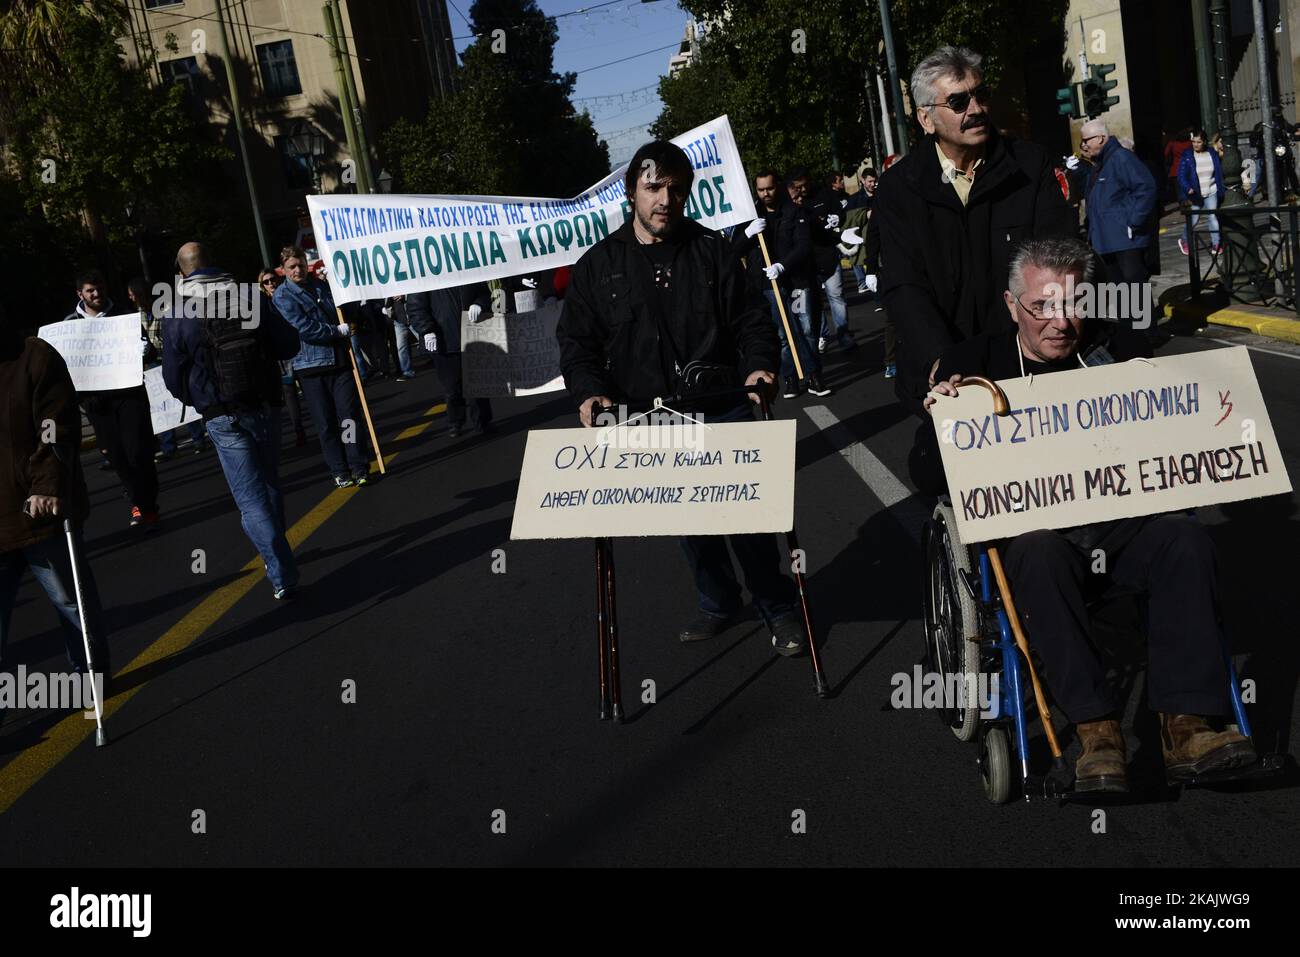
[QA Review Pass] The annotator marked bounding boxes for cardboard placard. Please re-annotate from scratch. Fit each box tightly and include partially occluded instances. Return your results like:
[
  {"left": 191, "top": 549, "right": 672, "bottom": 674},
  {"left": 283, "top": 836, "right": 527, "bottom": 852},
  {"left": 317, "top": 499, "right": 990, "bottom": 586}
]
[
  {"left": 511, "top": 418, "right": 797, "bottom": 539},
  {"left": 38, "top": 314, "right": 144, "bottom": 392},
  {"left": 928, "top": 347, "right": 1292, "bottom": 543},
  {"left": 143, "top": 366, "right": 201, "bottom": 434},
  {"left": 462, "top": 302, "right": 565, "bottom": 398}
]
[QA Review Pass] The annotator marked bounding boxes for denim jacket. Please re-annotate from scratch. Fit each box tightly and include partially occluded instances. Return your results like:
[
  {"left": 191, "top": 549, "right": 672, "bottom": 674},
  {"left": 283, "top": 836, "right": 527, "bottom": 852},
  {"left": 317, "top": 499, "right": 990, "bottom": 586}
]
[{"left": 273, "top": 277, "right": 345, "bottom": 372}]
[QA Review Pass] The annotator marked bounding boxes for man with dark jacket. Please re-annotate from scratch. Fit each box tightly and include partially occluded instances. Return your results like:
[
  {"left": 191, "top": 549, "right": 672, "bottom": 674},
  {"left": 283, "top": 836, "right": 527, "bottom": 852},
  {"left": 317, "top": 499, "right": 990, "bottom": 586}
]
[
  {"left": 57, "top": 270, "right": 161, "bottom": 529},
  {"left": 1080, "top": 119, "right": 1158, "bottom": 291},
  {"left": 800, "top": 170, "right": 855, "bottom": 353},
  {"left": 406, "top": 282, "right": 493, "bottom": 438},
  {"left": 730, "top": 170, "right": 826, "bottom": 399},
  {"left": 0, "top": 301, "right": 111, "bottom": 691},
  {"left": 557, "top": 140, "right": 807, "bottom": 655},
  {"left": 273, "top": 245, "right": 373, "bottom": 488},
  {"left": 923, "top": 237, "right": 1254, "bottom": 792},
  {"left": 875, "top": 45, "right": 1074, "bottom": 411},
  {"left": 164, "top": 242, "right": 302, "bottom": 599}
]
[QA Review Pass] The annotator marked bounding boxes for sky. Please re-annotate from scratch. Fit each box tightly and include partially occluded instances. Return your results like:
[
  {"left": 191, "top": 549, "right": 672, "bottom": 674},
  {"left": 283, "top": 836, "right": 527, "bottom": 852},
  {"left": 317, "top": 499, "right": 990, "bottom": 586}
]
[{"left": 445, "top": 0, "right": 690, "bottom": 167}]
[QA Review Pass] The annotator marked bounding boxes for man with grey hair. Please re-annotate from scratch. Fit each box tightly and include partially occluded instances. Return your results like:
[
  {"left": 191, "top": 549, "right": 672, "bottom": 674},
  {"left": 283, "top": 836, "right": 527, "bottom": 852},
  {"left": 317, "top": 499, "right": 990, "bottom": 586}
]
[
  {"left": 922, "top": 236, "right": 1255, "bottom": 793},
  {"left": 1079, "top": 118, "right": 1157, "bottom": 292},
  {"left": 875, "top": 45, "right": 1074, "bottom": 412}
]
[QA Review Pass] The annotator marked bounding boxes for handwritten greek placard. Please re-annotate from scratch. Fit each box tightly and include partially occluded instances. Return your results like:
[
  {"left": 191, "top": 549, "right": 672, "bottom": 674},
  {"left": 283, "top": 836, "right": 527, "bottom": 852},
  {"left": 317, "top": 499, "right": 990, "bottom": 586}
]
[
  {"left": 38, "top": 315, "right": 144, "bottom": 392},
  {"left": 462, "top": 302, "right": 564, "bottom": 398},
  {"left": 510, "top": 418, "right": 797, "bottom": 539},
  {"left": 928, "top": 347, "right": 1292, "bottom": 544}
]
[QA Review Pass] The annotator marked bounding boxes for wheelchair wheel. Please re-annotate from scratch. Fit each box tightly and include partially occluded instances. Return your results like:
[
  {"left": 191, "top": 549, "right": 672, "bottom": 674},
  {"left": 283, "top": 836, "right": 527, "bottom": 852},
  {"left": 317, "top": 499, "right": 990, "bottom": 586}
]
[
  {"left": 979, "top": 727, "right": 1013, "bottom": 805},
  {"left": 923, "top": 502, "right": 981, "bottom": 742}
]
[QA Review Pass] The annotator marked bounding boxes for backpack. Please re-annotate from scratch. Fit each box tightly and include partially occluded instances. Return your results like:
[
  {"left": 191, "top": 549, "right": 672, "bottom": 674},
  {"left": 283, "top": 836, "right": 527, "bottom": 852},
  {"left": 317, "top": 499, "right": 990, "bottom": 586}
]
[{"left": 200, "top": 314, "right": 271, "bottom": 406}]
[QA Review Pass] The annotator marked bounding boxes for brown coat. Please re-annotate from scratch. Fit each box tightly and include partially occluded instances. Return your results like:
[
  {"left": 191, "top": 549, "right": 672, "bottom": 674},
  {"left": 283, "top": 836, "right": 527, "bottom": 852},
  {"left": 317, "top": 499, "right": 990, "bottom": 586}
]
[{"left": 0, "top": 334, "right": 90, "bottom": 551}]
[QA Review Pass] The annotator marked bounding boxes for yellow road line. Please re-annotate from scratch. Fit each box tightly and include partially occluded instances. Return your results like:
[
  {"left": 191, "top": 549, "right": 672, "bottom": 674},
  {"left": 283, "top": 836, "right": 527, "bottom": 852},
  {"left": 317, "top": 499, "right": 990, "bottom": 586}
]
[{"left": 0, "top": 403, "right": 446, "bottom": 815}]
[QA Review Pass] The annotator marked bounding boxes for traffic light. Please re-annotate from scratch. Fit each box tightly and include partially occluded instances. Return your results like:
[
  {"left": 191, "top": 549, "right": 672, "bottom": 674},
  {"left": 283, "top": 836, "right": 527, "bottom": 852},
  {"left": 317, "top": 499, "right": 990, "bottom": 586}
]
[
  {"left": 1082, "top": 63, "right": 1120, "bottom": 117},
  {"left": 1056, "top": 84, "right": 1081, "bottom": 119}
]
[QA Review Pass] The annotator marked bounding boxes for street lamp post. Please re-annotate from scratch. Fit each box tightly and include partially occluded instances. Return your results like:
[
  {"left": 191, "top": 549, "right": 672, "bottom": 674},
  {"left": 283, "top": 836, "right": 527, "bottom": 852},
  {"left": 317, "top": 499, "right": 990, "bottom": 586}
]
[{"left": 287, "top": 120, "right": 327, "bottom": 194}]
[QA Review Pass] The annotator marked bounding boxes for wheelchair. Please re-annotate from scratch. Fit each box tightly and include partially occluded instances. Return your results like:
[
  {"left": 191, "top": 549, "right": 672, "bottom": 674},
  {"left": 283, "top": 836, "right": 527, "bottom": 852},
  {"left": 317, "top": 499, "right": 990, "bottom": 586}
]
[
  {"left": 921, "top": 498, "right": 1283, "bottom": 804},
  {"left": 920, "top": 378, "right": 1281, "bottom": 804}
]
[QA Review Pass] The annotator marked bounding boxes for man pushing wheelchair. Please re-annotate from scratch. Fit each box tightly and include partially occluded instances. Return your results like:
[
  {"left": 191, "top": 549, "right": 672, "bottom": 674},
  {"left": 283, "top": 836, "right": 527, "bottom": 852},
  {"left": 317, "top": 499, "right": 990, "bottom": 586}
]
[{"left": 920, "top": 237, "right": 1258, "bottom": 794}]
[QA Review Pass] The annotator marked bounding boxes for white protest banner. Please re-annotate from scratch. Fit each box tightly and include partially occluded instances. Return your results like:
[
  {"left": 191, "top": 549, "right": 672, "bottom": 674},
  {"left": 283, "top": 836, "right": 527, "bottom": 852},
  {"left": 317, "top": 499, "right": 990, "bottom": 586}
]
[
  {"left": 511, "top": 419, "right": 797, "bottom": 540},
  {"left": 308, "top": 115, "right": 751, "bottom": 304},
  {"left": 462, "top": 302, "right": 565, "bottom": 398},
  {"left": 143, "top": 366, "right": 201, "bottom": 435},
  {"left": 929, "top": 347, "right": 1292, "bottom": 544},
  {"left": 38, "top": 315, "right": 144, "bottom": 392}
]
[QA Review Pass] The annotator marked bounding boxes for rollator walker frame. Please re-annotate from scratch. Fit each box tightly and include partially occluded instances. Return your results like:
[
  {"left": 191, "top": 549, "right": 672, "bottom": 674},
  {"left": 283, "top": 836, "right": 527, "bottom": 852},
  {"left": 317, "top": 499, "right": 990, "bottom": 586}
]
[{"left": 593, "top": 383, "right": 829, "bottom": 722}]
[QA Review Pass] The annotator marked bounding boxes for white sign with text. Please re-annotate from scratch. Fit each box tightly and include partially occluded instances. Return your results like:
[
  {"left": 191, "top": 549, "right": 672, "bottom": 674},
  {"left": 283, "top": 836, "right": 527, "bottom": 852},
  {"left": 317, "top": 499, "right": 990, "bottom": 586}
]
[
  {"left": 38, "top": 314, "right": 144, "bottom": 392},
  {"left": 511, "top": 418, "right": 797, "bottom": 539}
]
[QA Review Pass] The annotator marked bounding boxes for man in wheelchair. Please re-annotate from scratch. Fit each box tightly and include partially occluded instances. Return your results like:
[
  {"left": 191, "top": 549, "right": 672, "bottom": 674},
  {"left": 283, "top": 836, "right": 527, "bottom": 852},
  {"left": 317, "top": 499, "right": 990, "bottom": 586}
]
[{"left": 922, "top": 237, "right": 1256, "bottom": 792}]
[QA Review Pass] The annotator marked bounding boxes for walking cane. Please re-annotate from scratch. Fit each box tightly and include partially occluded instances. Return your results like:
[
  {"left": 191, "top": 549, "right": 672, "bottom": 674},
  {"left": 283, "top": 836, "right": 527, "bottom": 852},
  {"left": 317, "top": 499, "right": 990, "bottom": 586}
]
[
  {"left": 336, "top": 307, "right": 387, "bottom": 475},
  {"left": 756, "top": 233, "right": 808, "bottom": 384},
  {"left": 754, "top": 388, "right": 829, "bottom": 696},
  {"left": 950, "top": 377, "right": 1065, "bottom": 767},
  {"left": 63, "top": 519, "right": 107, "bottom": 747},
  {"left": 594, "top": 537, "right": 624, "bottom": 721}
]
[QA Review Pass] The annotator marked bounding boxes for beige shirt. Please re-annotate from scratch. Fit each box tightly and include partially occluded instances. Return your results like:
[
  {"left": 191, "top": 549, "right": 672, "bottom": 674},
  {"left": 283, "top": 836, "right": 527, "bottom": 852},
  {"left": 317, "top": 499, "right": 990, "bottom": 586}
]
[{"left": 936, "top": 141, "right": 984, "bottom": 206}]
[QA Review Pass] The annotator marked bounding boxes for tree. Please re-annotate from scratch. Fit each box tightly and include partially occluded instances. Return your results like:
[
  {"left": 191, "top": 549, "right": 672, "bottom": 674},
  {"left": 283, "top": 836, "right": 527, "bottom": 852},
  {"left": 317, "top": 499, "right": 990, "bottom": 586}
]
[
  {"left": 381, "top": 0, "right": 609, "bottom": 197},
  {"left": 653, "top": 0, "right": 1068, "bottom": 178}
]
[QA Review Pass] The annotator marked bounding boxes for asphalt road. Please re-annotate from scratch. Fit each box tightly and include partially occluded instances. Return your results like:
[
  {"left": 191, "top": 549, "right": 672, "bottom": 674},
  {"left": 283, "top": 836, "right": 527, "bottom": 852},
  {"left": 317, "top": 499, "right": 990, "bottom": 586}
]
[{"left": 2, "top": 293, "right": 1297, "bottom": 867}]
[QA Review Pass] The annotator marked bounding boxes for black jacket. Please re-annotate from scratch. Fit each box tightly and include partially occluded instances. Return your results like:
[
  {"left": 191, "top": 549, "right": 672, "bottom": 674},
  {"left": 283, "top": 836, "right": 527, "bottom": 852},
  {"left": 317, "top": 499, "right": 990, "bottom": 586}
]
[
  {"left": 405, "top": 282, "right": 492, "bottom": 354},
  {"left": 876, "top": 131, "right": 1075, "bottom": 409},
  {"left": 805, "top": 186, "right": 849, "bottom": 281},
  {"left": 557, "top": 217, "right": 777, "bottom": 407},
  {"left": 730, "top": 196, "right": 810, "bottom": 294}
]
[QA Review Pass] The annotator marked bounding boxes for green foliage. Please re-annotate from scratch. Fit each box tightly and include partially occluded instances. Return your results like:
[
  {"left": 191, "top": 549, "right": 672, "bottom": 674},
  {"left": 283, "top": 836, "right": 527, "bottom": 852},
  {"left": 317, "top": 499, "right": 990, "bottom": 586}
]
[
  {"left": 654, "top": 0, "right": 1064, "bottom": 179},
  {"left": 380, "top": 0, "right": 609, "bottom": 197}
]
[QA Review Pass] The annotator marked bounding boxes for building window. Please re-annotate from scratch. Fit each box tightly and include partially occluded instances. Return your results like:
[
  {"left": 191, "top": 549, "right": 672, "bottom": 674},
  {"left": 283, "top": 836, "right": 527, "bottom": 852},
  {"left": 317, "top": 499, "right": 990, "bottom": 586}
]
[
  {"left": 144, "top": 0, "right": 183, "bottom": 8},
  {"left": 161, "top": 56, "right": 201, "bottom": 98},
  {"left": 276, "top": 136, "right": 314, "bottom": 190},
  {"left": 256, "top": 40, "right": 302, "bottom": 98}
]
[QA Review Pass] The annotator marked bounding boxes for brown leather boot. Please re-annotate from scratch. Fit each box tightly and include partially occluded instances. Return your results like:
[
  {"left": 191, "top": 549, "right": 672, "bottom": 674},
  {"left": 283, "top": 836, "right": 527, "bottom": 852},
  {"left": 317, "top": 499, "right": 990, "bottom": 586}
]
[
  {"left": 1074, "top": 719, "right": 1129, "bottom": 792},
  {"left": 1160, "top": 713, "right": 1256, "bottom": 779}
]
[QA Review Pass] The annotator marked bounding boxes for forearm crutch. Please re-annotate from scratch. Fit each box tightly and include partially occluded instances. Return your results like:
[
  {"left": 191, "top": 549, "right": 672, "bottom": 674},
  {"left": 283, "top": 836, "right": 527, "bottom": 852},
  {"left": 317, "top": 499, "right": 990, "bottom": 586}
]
[
  {"left": 951, "top": 377, "right": 1063, "bottom": 764},
  {"left": 594, "top": 537, "right": 623, "bottom": 721},
  {"left": 336, "top": 307, "right": 387, "bottom": 474},
  {"left": 63, "top": 519, "right": 107, "bottom": 748},
  {"left": 756, "top": 233, "right": 807, "bottom": 383},
  {"left": 757, "top": 389, "right": 829, "bottom": 697}
]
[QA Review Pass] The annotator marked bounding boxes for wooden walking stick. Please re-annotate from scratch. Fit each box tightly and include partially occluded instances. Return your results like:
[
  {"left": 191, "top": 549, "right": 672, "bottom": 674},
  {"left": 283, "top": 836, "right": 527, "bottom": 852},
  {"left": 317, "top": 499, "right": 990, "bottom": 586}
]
[
  {"left": 336, "top": 307, "right": 386, "bottom": 474},
  {"left": 756, "top": 233, "right": 807, "bottom": 383},
  {"left": 951, "top": 377, "right": 1063, "bottom": 762}
]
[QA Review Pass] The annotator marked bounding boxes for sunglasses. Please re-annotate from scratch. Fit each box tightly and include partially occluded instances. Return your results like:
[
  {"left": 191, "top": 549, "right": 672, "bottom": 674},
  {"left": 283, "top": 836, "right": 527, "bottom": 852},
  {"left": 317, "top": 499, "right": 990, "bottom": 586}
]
[{"left": 928, "top": 84, "right": 991, "bottom": 114}]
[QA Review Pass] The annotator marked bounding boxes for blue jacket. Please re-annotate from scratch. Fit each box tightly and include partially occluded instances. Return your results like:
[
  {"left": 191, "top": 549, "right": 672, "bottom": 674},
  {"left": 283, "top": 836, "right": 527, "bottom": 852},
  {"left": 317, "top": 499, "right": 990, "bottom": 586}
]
[
  {"left": 273, "top": 276, "right": 346, "bottom": 372},
  {"left": 162, "top": 269, "right": 300, "bottom": 415},
  {"left": 1176, "top": 146, "right": 1226, "bottom": 205},
  {"left": 1084, "top": 137, "right": 1158, "bottom": 254}
]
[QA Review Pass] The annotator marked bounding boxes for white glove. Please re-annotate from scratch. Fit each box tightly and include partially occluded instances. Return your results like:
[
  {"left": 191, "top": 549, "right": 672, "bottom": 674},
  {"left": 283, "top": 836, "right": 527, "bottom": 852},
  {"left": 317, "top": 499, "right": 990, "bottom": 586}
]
[
  {"left": 468, "top": 304, "right": 483, "bottom": 323},
  {"left": 1127, "top": 225, "right": 1133, "bottom": 239},
  {"left": 1065, "top": 154, "right": 1080, "bottom": 171},
  {"left": 381, "top": 306, "right": 392, "bottom": 317},
  {"left": 864, "top": 274, "right": 878, "bottom": 293},
  {"left": 522, "top": 278, "right": 538, "bottom": 289},
  {"left": 423, "top": 333, "right": 438, "bottom": 352},
  {"left": 825, "top": 213, "right": 841, "bottom": 229},
  {"left": 744, "top": 217, "right": 766, "bottom": 238},
  {"left": 763, "top": 263, "right": 785, "bottom": 281},
  {"left": 838, "top": 226, "right": 863, "bottom": 248},
  {"left": 140, "top": 338, "right": 151, "bottom": 356},
  {"left": 337, "top": 323, "right": 350, "bottom": 337}
]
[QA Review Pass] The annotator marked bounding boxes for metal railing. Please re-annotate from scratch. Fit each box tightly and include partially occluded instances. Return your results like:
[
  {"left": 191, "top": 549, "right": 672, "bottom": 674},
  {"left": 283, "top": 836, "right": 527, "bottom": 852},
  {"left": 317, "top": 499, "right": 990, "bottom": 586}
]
[{"left": 1185, "top": 203, "right": 1300, "bottom": 317}]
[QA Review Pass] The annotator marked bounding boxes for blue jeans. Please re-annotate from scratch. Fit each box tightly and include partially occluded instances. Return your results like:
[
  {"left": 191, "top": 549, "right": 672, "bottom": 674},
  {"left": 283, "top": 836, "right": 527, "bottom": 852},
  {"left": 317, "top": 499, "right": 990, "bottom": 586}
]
[
  {"left": 158, "top": 419, "right": 207, "bottom": 455},
  {"left": 393, "top": 319, "right": 416, "bottom": 376},
  {"left": 205, "top": 407, "right": 298, "bottom": 592},
  {"left": 1184, "top": 191, "right": 1220, "bottom": 248},
  {"left": 763, "top": 287, "right": 819, "bottom": 379},
  {"left": 677, "top": 402, "right": 797, "bottom": 622},
  {"left": 819, "top": 268, "right": 849, "bottom": 338},
  {"left": 0, "top": 528, "right": 110, "bottom": 675}
]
